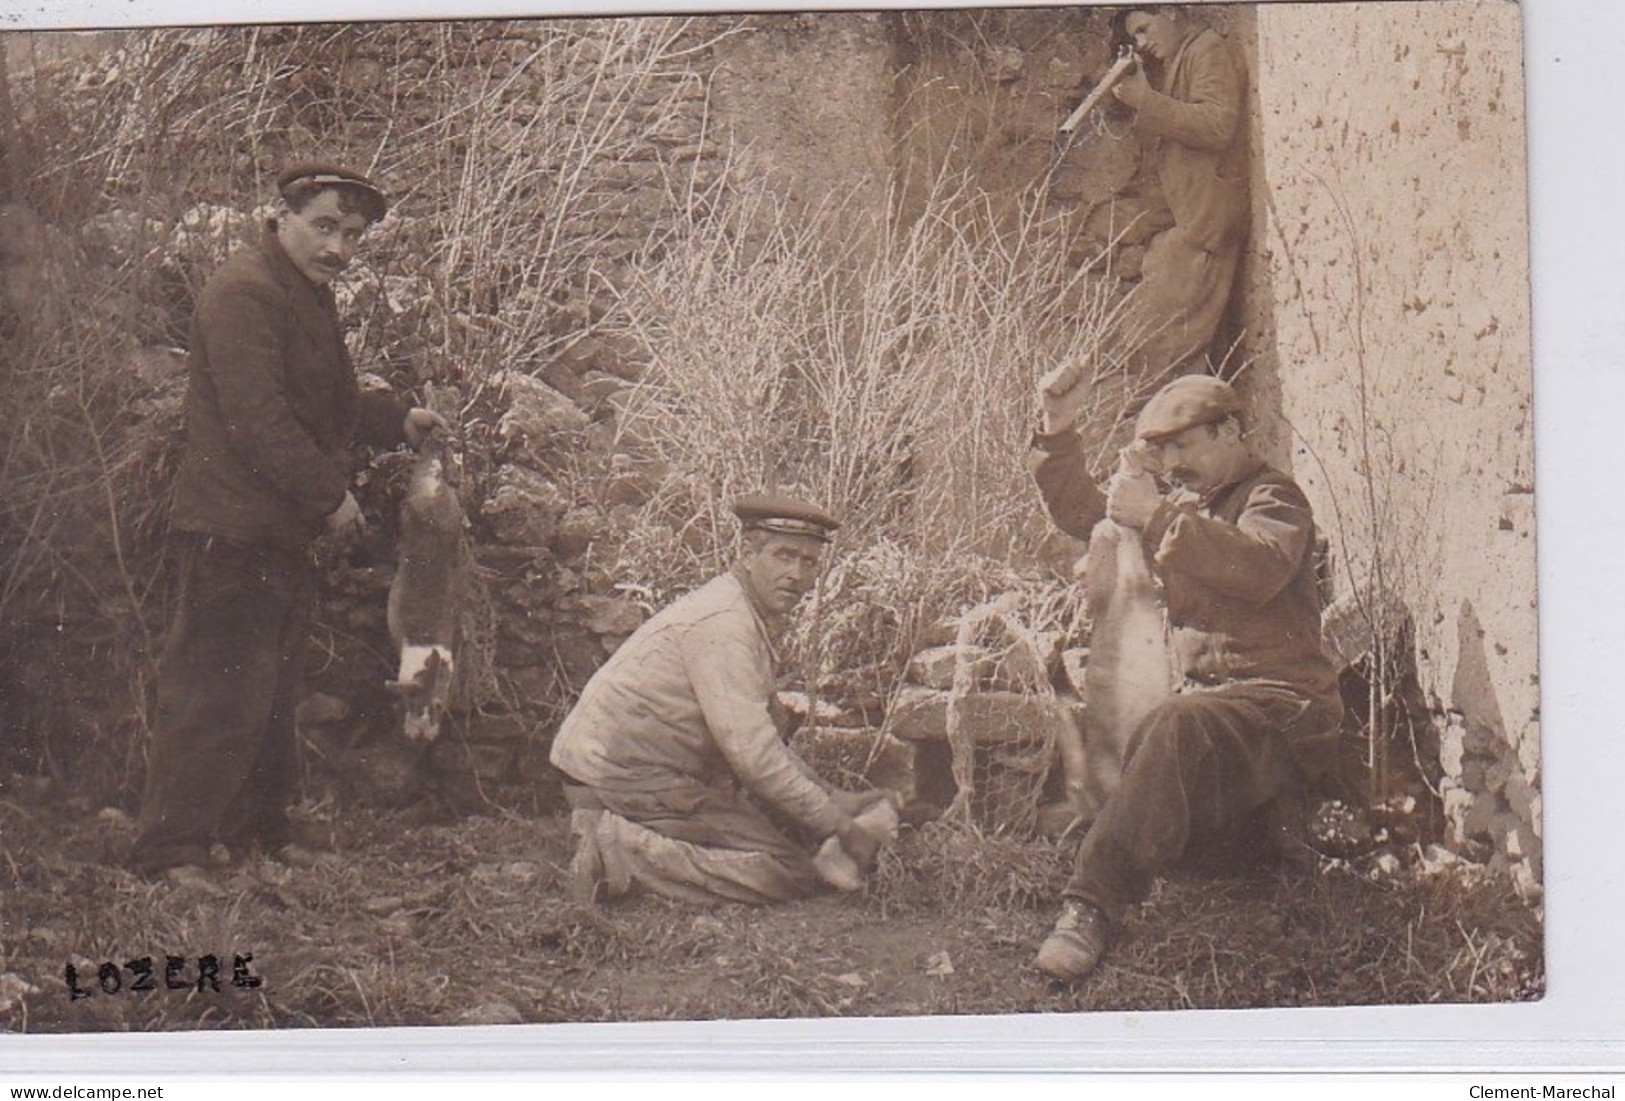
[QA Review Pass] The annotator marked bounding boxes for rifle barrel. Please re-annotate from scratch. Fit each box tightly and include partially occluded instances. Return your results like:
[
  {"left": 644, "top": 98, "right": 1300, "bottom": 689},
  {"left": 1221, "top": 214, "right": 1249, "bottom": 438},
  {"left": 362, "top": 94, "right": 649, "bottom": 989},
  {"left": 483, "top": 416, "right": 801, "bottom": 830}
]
[{"left": 1059, "top": 50, "right": 1136, "bottom": 135}]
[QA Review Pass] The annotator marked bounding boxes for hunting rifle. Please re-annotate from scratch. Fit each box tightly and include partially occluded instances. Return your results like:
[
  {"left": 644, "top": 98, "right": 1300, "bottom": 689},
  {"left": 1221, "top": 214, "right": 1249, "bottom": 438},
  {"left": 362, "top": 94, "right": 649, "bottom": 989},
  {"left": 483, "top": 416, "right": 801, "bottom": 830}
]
[{"left": 1059, "top": 46, "right": 1138, "bottom": 135}]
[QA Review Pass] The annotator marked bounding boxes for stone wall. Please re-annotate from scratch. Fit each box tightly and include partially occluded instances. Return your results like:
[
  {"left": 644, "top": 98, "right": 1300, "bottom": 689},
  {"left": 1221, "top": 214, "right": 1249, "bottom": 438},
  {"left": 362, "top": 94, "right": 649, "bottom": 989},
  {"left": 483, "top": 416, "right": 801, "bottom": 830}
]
[{"left": 1248, "top": 0, "right": 1539, "bottom": 890}]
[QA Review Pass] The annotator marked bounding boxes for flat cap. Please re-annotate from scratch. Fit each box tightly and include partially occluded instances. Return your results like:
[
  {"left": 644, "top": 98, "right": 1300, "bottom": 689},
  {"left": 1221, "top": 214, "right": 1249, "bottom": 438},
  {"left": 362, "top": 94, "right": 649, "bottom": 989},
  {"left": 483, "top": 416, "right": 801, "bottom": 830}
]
[
  {"left": 733, "top": 493, "right": 841, "bottom": 543},
  {"left": 276, "top": 162, "right": 388, "bottom": 223},
  {"left": 1134, "top": 374, "right": 1243, "bottom": 442}
]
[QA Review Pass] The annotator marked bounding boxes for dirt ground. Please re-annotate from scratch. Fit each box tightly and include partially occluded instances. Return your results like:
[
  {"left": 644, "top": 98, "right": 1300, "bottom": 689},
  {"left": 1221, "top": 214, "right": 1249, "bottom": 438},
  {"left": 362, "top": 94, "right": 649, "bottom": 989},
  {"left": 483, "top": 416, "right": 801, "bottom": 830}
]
[{"left": 0, "top": 780, "right": 1543, "bottom": 1033}]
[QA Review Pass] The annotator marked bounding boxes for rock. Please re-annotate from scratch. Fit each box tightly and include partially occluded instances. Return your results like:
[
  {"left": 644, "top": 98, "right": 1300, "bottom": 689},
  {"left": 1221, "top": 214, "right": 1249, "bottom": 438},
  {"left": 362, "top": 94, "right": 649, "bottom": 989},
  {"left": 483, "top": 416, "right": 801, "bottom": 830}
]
[
  {"left": 573, "top": 594, "right": 646, "bottom": 636},
  {"left": 1482, "top": 751, "right": 1516, "bottom": 794},
  {"left": 582, "top": 421, "right": 618, "bottom": 455},
  {"left": 1110, "top": 244, "right": 1147, "bottom": 282},
  {"left": 560, "top": 332, "right": 649, "bottom": 383},
  {"left": 501, "top": 663, "right": 556, "bottom": 704},
  {"left": 1504, "top": 820, "right": 1540, "bottom": 872},
  {"left": 537, "top": 359, "right": 590, "bottom": 406},
  {"left": 131, "top": 345, "right": 188, "bottom": 388},
  {"left": 984, "top": 45, "right": 1024, "bottom": 83},
  {"left": 363, "top": 896, "right": 405, "bottom": 915},
  {"left": 887, "top": 686, "right": 1072, "bottom": 746},
  {"left": 79, "top": 208, "right": 168, "bottom": 265},
  {"left": 1052, "top": 134, "right": 1139, "bottom": 202},
  {"left": 1462, "top": 717, "right": 1504, "bottom": 758},
  {"left": 1307, "top": 799, "right": 1375, "bottom": 857},
  {"left": 1459, "top": 789, "right": 1501, "bottom": 842},
  {"left": 0, "top": 972, "right": 41, "bottom": 1014},
  {"left": 550, "top": 627, "right": 607, "bottom": 683},
  {"left": 458, "top": 1001, "right": 524, "bottom": 1027},
  {"left": 602, "top": 453, "right": 670, "bottom": 506},
  {"left": 553, "top": 506, "right": 608, "bottom": 559},
  {"left": 915, "top": 617, "right": 962, "bottom": 649},
  {"left": 1438, "top": 720, "right": 1466, "bottom": 778},
  {"left": 97, "top": 806, "right": 134, "bottom": 828},
  {"left": 1516, "top": 730, "right": 1541, "bottom": 778},
  {"left": 778, "top": 690, "right": 863, "bottom": 730},
  {"left": 513, "top": 742, "right": 558, "bottom": 785},
  {"left": 908, "top": 644, "right": 994, "bottom": 690},
  {"left": 295, "top": 692, "right": 350, "bottom": 728},
  {"left": 495, "top": 370, "right": 590, "bottom": 462},
  {"left": 1510, "top": 860, "right": 1543, "bottom": 904},
  {"left": 992, "top": 630, "right": 1061, "bottom": 692},
  {"left": 462, "top": 714, "right": 533, "bottom": 743},
  {"left": 480, "top": 465, "right": 568, "bottom": 547},
  {"left": 428, "top": 739, "right": 515, "bottom": 781},
  {"left": 1441, "top": 780, "right": 1473, "bottom": 843},
  {"left": 580, "top": 369, "right": 630, "bottom": 409},
  {"left": 794, "top": 725, "right": 923, "bottom": 806},
  {"left": 500, "top": 860, "right": 541, "bottom": 882}
]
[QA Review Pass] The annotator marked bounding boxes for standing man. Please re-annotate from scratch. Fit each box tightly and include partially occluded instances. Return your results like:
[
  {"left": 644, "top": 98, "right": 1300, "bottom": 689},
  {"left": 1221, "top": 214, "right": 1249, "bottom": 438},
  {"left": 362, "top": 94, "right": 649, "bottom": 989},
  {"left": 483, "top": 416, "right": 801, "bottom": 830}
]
[
  {"left": 550, "top": 495, "right": 894, "bottom": 906},
  {"left": 1029, "top": 370, "right": 1343, "bottom": 982},
  {"left": 1110, "top": 6, "right": 1248, "bottom": 386},
  {"left": 132, "top": 163, "right": 444, "bottom": 880}
]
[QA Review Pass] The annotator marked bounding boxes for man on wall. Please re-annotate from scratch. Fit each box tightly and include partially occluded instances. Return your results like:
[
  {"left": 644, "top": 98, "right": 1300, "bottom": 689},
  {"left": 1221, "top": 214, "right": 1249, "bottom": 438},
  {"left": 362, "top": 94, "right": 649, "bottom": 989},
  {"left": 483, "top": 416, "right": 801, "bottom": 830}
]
[
  {"left": 550, "top": 494, "right": 895, "bottom": 906},
  {"left": 1109, "top": 5, "right": 1249, "bottom": 389},
  {"left": 131, "top": 163, "right": 444, "bottom": 882},
  {"left": 1028, "top": 368, "right": 1343, "bottom": 982}
]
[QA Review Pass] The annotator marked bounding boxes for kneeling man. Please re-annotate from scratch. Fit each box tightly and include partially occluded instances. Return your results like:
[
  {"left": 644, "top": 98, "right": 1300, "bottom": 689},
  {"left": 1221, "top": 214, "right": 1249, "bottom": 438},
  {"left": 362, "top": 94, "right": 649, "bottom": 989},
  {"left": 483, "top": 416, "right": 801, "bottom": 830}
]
[{"left": 550, "top": 494, "right": 892, "bottom": 905}]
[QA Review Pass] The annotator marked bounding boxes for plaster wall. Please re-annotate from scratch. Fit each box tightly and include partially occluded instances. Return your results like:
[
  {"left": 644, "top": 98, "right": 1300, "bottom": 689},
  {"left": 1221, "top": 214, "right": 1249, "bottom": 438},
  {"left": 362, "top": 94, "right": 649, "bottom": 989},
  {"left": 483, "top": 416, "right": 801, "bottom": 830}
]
[{"left": 1251, "top": 1, "right": 1538, "bottom": 879}]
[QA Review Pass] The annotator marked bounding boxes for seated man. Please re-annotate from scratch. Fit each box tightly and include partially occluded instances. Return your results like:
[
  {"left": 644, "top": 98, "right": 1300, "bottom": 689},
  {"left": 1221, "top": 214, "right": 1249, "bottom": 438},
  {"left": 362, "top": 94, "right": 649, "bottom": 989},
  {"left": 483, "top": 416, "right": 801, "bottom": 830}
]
[
  {"left": 1029, "top": 370, "right": 1344, "bottom": 982},
  {"left": 550, "top": 494, "right": 892, "bottom": 905}
]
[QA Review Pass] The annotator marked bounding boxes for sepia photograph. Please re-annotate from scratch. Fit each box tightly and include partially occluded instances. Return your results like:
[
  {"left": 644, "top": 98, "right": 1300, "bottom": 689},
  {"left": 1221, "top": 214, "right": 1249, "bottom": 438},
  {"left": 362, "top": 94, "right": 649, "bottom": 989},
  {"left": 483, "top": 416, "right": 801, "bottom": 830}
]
[{"left": 0, "top": 0, "right": 1542, "bottom": 1035}]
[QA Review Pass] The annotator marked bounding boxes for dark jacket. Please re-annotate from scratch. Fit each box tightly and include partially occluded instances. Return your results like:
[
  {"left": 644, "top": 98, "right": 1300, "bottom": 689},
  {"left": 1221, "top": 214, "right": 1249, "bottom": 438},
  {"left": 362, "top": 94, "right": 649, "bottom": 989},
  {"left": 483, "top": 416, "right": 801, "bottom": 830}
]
[
  {"left": 1135, "top": 27, "right": 1249, "bottom": 253},
  {"left": 169, "top": 224, "right": 405, "bottom": 547},
  {"left": 1031, "top": 431, "right": 1339, "bottom": 710}
]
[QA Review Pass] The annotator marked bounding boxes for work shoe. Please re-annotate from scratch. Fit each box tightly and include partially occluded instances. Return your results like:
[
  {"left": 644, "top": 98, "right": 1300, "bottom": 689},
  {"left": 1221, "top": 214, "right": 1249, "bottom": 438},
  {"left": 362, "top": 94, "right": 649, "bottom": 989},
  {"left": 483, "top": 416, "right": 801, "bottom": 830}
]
[{"left": 1035, "top": 899, "right": 1110, "bottom": 982}]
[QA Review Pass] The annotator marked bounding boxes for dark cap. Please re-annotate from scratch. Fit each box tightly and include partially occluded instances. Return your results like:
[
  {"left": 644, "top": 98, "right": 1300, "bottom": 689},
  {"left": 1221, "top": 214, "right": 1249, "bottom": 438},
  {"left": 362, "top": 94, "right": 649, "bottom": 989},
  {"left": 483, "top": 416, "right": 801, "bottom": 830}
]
[
  {"left": 276, "top": 162, "right": 388, "bottom": 223},
  {"left": 733, "top": 493, "right": 841, "bottom": 544},
  {"left": 1134, "top": 375, "right": 1243, "bottom": 442}
]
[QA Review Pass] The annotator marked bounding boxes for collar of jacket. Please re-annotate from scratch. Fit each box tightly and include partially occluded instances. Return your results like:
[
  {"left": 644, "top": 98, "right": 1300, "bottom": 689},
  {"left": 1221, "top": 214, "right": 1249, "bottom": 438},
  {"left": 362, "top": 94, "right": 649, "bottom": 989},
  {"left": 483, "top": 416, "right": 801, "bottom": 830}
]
[
  {"left": 1195, "top": 455, "right": 1269, "bottom": 509},
  {"left": 259, "top": 220, "right": 347, "bottom": 354}
]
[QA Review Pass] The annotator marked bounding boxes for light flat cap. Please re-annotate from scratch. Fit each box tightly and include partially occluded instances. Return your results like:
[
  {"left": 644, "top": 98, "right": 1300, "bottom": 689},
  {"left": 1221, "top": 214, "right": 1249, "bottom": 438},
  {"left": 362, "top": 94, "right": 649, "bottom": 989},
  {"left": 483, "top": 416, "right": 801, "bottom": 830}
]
[
  {"left": 1134, "top": 374, "right": 1243, "bottom": 442},
  {"left": 276, "top": 162, "right": 388, "bottom": 223},
  {"left": 733, "top": 493, "right": 841, "bottom": 543}
]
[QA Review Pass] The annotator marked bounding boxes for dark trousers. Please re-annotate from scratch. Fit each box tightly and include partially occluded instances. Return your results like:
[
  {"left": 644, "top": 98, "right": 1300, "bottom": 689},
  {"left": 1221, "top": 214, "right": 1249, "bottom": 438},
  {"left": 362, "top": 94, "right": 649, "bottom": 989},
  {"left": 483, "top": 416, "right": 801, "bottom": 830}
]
[
  {"left": 1064, "top": 680, "right": 1340, "bottom": 917},
  {"left": 132, "top": 534, "right": 316, "bottom": 873}
]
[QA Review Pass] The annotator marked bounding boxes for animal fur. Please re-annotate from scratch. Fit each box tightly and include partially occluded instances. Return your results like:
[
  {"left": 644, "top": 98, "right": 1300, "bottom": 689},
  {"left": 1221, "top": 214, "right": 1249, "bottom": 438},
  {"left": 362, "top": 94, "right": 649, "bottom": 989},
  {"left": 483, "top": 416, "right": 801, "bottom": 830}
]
[
  {"left": 386, "top": 437, "right": 468, "bottom": 742},
  {"left": 1071, "top": 457, "right": 1178, "bottom": 821}
]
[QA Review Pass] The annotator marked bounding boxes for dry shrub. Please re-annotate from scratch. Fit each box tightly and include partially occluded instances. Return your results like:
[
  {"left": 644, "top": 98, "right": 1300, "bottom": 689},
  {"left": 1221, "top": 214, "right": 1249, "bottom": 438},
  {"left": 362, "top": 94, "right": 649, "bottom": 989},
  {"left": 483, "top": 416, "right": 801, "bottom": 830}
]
[{"left": 606, "top": 172, "right": 1138, "bottom": 692}]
